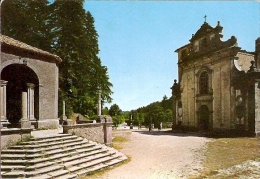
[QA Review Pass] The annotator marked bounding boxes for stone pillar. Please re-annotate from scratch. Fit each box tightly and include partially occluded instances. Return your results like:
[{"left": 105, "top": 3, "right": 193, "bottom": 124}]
[
  {"left": 255, "top": 79, "right": 260, "bottom": 137},
  {"left": 21, "top": 91, "right": 28, "bottom": 120},
  {"left": 103, "top": 116, "right": 112, "bottom": 145},
  {"left": 0, "top": 80, "right": 10, "bottom": 128},
  {"left": 63, "top": 101, "right": 66, "bottom": 116},
  {"left": 21, "top": 91, "right": 31, "bottom": 129},
  {"left": 97, "top": 90, "right": 102, "bottom": 116},
  {"left": 60, "top": 100, "right": 67, "bottom": 121},
  {"left": 27, "top": 83, "right": 35, "bottom": 120}
]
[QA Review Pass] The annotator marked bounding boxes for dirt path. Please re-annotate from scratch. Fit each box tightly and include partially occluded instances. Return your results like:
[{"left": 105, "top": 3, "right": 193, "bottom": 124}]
[{"left": 97, "top": 129, "right": 211, "bottom": 179}]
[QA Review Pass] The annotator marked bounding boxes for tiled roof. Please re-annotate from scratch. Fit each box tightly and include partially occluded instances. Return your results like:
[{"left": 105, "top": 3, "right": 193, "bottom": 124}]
[{"left": 0, "top": 34, "right": 62, "bottom": 63}]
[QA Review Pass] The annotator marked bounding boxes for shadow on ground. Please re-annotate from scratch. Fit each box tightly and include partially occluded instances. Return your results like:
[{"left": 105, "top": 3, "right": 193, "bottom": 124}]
[
  {"left": 130, "top": 129, "right": 255, "bottom": 139},
  {"left": 132, "top": 130, "right": 206, "bottom": 138}
]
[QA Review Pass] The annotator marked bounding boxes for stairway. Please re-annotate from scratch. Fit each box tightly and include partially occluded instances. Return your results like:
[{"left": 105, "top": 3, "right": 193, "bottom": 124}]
[{"left": 1, "top": 134, "right": 127, "bottom": 179}]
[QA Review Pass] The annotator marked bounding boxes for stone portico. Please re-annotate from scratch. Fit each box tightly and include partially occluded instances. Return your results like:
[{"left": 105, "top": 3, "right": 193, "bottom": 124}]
[{"left": 0, "top": 35, "right": 61, "bottom": 130}]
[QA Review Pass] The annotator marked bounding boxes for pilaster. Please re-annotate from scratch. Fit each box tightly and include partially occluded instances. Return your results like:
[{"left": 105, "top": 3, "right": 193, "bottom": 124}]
[
  {"left": 0, "top": 80, "right": 10, "bottom": 128},
  {"left": 255, "top": 79, "right": 260, "bottom": 137}
]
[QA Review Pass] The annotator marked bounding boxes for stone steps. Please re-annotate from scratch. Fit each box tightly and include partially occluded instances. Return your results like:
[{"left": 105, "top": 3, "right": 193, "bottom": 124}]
[
  {"left": 21, "top": 135, "right": 78, "bottom": 145},
  {"left": 1, "top": 133, "right": 127, "bottom": 178},
  {"left": 10, "top": 138, "right": 83, "bottom": 149}
]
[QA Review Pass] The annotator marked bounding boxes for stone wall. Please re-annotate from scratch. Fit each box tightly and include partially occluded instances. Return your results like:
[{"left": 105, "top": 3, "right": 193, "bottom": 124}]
[
  {"left": 63, "top": 123, "right": 113, "bottom": 145},
  {"left": 212, "top": 58, "right": 232, "bottom": 129},
  {"left": 0, "top": 128, "right": 31, "bottom": 150}
]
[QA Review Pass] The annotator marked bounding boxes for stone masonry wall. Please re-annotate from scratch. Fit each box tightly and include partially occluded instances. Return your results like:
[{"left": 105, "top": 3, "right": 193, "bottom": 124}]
[
  {"left": 213, "top": 59, "right": 232, "bottom": 129},
  {"left": 63, "top": 124, "right": 105, "bottom": 144},
  {"left": 1, "top": 129, "right": 31, "bottom": 150}
]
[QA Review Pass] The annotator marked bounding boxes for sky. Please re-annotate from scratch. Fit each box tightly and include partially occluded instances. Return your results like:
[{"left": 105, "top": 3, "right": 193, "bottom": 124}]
[{"left": 84, "top": 1, "right": 259, "bottom": 111}]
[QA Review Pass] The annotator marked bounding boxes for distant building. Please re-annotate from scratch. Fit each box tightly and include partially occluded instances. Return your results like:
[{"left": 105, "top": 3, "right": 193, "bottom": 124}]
[
  {"left": 171, "top": 21, "right": 260, "bottom": 136},
  {"left": 1, "top": 35, "right": 61, "bottom": 129}
]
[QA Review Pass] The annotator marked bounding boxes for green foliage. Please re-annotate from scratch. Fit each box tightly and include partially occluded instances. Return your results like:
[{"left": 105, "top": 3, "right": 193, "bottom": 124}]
[
  {"left": 108, "top": 104, "right": 127, "bottom": 125},
  {"left": 102, "top": 107, "right": 109, "bottom": 115},
  {"left": 112, "top": 115, "right": 125, "bottom": 126},
  {"left": 131, "top": 95, "right": 173, "bottom": 128},
  {"left": 2, "top": 0, "right": 51, "bottom": 51},
  {"left": 1, "top": 0, "right": 113, "bottom": 117},
  {"left": 108, "top": 104, "right": 122, "bottom": 117}
]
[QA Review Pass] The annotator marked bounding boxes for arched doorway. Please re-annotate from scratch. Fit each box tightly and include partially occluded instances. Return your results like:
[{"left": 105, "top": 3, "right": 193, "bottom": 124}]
[
  {"left": 199, "top": 105, "right": 210, "bottom": 130},
  {"left": 1, "top": 64, "right": 39, "bottom": 127}
]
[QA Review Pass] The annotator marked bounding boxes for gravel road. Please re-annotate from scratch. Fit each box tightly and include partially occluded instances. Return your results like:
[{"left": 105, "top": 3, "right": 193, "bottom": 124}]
[{"left": 98, "top": 129, "right": 211, "bottom": 179}]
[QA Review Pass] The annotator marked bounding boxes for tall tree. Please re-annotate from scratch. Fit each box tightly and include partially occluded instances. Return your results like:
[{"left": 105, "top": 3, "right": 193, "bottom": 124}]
[
  {"left": 108, "top": 104, "right": 122, "bottom": 117},
  {"left": 1, "top": 0, "right": 113, "bottom": 117},
  {"left": 1, "top": 0, "right": 51, "bottom": 51},
  {"left": 49, "top": 0, "right": 112, "bottom": 117}
]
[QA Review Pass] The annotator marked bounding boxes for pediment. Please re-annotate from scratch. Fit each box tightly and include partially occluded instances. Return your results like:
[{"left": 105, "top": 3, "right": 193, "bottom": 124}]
[{"left": 190, "top": 23, "right": 214, "bottom": 42}]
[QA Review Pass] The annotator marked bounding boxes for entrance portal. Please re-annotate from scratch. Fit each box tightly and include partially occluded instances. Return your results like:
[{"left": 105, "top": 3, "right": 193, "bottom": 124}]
[
  {"left": 1, "top": 64, "right": 39, "bottom": 127},
  {"left": 199, "top": 105, "right": 210, "bottom": 130}
]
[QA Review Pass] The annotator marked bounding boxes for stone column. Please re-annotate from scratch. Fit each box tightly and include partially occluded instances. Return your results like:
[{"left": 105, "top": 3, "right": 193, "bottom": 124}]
[
  {"left": 21, "top": 91, "right": 28, "bottom": 120},
  {"left": 21, "top": 91, "right": 31, "bottom": 129},
  {"left": 0, "top": 80, "right": 10, "bottom": 128},
  {"left": 63, "top": 101, "right": 66, "bottom": 116},
  {"left": 97, "top": 90, "right": 102, "bottom": 116},
  {"left": 27, "top": 83, "right": 35, "bottom": 120},
  {"left": 60, "top": 100, "right": 67, "bottom": 121}
]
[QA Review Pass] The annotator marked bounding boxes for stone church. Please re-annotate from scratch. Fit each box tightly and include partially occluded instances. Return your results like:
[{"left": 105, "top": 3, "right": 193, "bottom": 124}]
[{"left": 171, "top": 21, "right": 260, "bottom": 136}]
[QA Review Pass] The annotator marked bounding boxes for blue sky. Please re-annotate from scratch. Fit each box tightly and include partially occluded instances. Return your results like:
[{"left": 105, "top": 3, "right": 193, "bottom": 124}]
[{"left": 84, "top": 1, "right": 259, "bottom": 111}]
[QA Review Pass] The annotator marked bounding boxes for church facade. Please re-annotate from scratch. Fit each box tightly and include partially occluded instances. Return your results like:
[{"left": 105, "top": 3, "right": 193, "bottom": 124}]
[{"left": 171, "top": 21, "right": 260, "bottom": 136}]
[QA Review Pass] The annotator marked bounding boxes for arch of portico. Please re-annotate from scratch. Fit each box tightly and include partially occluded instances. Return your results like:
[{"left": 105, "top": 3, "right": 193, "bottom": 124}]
[{"left": 1, "top": 64, "right": 39, "bottom": 127}]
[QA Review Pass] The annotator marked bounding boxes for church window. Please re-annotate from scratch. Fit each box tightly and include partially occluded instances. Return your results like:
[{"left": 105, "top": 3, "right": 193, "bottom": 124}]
[{"left": 199, "top": 71, "right": 208, "bottom": 94}]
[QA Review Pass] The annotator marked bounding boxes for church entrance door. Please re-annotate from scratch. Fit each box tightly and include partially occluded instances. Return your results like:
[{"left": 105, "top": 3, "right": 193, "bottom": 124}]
[{"left": 199, "top": 105, "right": 210, "bottom": 130}]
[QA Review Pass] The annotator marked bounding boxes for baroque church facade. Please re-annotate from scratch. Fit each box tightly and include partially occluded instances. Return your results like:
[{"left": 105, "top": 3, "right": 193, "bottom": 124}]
[{"left": 171, "top": 21, "right": 260, "bottom": 136}]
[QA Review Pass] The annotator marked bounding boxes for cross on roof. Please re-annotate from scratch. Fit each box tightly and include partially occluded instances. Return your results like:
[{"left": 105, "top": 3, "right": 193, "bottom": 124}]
[{"left": 204, "top": 15, "right": 207, "bottom": 23}]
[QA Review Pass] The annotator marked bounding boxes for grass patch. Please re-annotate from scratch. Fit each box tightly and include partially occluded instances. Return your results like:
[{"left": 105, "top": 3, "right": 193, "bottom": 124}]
[
  {"left": 113, "top": 135, "right": 129, "bottom": 143},
  {"left": 194, "top": 137, "right": 259, "bottom": 178},
  {"left": 112, "top": 136, "right": 128, "bottom": 150},
  {"left": 111, "top": 131, "right": 131, "bottom": 150}
]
